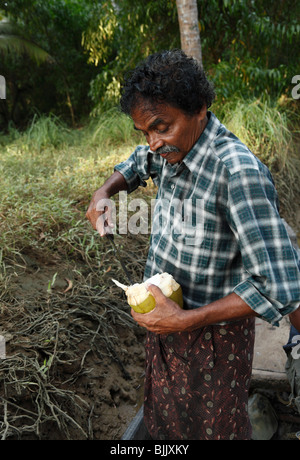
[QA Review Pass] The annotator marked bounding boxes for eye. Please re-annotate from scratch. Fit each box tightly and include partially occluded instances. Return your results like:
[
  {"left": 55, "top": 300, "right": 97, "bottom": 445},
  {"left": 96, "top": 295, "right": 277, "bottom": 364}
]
[{"left": 157, "top": 126, "right": 169, "bottom": 134}]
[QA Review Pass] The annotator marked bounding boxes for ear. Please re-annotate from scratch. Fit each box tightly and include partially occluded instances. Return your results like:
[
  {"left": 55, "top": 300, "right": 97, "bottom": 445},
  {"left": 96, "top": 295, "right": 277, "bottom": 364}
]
[{"left": 197, "top": 104, "right": 207, "bottom": 121}]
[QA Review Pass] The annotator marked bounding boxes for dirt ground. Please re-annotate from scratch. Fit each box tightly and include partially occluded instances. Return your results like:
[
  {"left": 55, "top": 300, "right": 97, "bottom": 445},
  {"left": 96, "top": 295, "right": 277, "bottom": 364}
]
[{"left": 0, "top": 248, "right": 147, "bottom": 440}]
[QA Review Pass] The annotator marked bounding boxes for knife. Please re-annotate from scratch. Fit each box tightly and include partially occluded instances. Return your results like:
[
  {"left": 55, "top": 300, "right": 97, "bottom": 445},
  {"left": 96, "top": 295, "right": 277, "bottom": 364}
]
[{"left": 106, "top": 233, "right": 134, "bottom": 285}]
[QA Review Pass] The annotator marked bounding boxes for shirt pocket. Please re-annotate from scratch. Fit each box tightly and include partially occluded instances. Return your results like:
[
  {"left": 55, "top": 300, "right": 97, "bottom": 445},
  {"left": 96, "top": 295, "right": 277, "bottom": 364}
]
[{"left": 172, "top": 198, "right": 205, "bottom": 247}]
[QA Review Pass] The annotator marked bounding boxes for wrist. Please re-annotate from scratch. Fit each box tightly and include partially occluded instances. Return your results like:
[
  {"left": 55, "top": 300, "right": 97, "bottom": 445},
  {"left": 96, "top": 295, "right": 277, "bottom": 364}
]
[
  {"left": 180, "top": 308, "right": 205, "bottom": 332},
  {"left": 103, "top": 170, "right": 128, "bottom": 197}
]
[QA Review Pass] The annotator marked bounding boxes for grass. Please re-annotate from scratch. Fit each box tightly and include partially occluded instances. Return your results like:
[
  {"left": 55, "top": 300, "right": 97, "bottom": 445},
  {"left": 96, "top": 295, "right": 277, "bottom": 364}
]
[
  {"left": 0, "top": 98, "right": 299, "bottom": 277},
  {"left": 1, "top": 99, "right": 299, "bottom": 265},
  {"left": 0, "top": 109, "right": 149, "bottom": 440},
  {"left": 214, "top": 97, "right": 298, "bottom": 170},
  {"left": 0, "top": 108, "right": 147, "bottom": 264}
]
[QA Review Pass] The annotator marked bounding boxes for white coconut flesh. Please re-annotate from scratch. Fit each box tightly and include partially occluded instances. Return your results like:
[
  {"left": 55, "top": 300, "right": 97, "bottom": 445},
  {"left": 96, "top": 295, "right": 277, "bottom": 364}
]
[{"left": 112, "top": 272, "right": 181, "bottom": 307}]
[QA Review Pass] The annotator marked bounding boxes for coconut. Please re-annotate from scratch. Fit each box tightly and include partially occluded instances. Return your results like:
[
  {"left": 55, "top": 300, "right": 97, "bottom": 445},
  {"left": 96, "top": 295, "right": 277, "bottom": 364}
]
[{"left": 112, "top": 272, "right": 183, "bottom": 313}]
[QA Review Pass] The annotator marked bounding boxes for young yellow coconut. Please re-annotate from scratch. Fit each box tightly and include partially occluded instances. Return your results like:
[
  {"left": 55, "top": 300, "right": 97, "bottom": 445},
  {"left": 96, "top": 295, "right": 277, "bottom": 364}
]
[{"left": 112, "top": 272, "right": 183, "bottom": 314}]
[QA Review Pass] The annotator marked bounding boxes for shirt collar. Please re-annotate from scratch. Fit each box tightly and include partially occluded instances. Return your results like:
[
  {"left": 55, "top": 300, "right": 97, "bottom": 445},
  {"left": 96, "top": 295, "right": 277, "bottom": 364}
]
[{"left": 182, "top": 111, "right": 221, "bottom": 176}]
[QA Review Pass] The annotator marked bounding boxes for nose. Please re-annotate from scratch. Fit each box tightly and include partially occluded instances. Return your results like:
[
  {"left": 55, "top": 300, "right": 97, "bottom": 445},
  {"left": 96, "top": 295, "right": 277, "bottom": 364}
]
[{"left": 148, "top": 133, "right": 164, "bottom": 152}]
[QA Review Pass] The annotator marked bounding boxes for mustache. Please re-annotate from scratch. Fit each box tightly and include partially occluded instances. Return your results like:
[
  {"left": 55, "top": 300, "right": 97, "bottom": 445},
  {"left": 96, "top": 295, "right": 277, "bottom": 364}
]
[{"left": 150, "top": 145, "right": 180, "bottom": 155}]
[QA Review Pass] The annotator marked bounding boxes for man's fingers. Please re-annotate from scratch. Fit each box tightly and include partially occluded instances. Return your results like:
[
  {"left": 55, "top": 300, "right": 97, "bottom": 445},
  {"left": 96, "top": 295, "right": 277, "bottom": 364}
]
[
  {"left": 96, "top": 213, "right": 114, "bottom": 236},
  {"left": 95, "top": 198, "right": 115, "bottom": 236},
  {"left": 146, "top": 284, "right": 166, "bottom": 301}
]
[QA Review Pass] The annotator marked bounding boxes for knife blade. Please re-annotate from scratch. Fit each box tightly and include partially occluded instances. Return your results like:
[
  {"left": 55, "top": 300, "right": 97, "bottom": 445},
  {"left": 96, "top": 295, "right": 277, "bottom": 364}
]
[{"left": 106, "top": 233, "right": 134, "bottom": 285}]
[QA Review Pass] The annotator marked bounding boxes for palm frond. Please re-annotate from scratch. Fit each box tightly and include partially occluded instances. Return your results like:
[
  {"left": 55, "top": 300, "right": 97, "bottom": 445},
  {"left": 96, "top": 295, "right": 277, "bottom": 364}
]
[{"left": 0, "top": 18, "right": 54, "bottom": 64}]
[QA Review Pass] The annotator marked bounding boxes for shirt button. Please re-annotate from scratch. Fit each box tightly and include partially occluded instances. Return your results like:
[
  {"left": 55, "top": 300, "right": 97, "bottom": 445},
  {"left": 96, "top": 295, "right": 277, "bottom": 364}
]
[{"left": 170, "top": 184, "right": 175, "bottom": 189}]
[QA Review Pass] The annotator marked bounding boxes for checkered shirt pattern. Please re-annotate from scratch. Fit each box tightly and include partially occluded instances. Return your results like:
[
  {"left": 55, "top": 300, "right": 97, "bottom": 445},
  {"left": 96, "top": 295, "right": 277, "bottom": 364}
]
[{"left": 114, "top": 111, "right": 300, "bottom": 325}]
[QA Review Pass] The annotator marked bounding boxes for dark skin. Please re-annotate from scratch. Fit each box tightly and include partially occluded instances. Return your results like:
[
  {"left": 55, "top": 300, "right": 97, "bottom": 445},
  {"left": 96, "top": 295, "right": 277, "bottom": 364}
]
[
  {"left": 289, "top": 308, "right": 300, "bottom": 332},
  {"left": 131, "top": 102, "right": 207, "bottom": 164},
  {"left": 86, "top": 100, "right": 300, "bottom": 333}
]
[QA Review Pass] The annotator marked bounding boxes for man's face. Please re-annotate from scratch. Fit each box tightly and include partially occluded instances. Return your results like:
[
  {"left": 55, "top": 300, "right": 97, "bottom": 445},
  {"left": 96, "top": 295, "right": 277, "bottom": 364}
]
[{"left": 131, "top": 101, "right": 207, "bottom": 164}]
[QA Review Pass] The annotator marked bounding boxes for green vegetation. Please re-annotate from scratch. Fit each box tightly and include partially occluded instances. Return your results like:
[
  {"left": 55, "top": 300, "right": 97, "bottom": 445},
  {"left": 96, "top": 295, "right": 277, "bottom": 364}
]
[
  {"left": 0, "top": 109, "right": 145, "bottom": 264},
  {"left": 0, "top": 110, "right": 149, "bottom": 440},
  {"left": 0, "top": 100, "right": 298, "bottom": 270},
  {"left": 1, "top": 0, "right": 299, "bottom": 127}
]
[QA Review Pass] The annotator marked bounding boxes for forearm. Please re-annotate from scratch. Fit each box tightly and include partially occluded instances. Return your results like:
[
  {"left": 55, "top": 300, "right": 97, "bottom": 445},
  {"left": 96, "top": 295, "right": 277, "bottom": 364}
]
[
  {"left": 98, "top": 170, "right": 128, "bottom": 196},
  {"left": 182, "top": 292, "right": 258, "bottom": 331},
  {"left": 289, "top": 306, "right": 300, "bottom": 332},
  {"left": 133, "top": 287, "right": 258, "bottom": 335}
]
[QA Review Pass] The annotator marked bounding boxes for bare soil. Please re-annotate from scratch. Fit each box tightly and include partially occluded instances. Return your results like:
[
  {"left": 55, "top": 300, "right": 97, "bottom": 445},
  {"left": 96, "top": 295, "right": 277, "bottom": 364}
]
[{"left": 0, "top": 248, "right": 147, "bottom": 440}]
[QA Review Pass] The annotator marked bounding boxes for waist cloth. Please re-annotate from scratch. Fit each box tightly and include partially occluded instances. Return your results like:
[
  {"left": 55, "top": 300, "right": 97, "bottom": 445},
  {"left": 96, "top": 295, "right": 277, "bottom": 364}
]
[{"left": 143, "top": 317, "right": 255, "bottom": 440}]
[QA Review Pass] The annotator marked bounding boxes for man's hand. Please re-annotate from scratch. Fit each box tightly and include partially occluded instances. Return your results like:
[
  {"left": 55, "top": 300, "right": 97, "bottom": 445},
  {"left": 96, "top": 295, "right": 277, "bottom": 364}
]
[
  {"left": 85, "top": 171, "right": 128, "bottom": 236},
  {"left": 86, "top": 188, "right": 114, "bottom": 236},
  {"left": 131, "top": 287, "right": 258, "bottom": 334},
  {"left": 131, "top": 284, "right": 187, "bottom": 334}
]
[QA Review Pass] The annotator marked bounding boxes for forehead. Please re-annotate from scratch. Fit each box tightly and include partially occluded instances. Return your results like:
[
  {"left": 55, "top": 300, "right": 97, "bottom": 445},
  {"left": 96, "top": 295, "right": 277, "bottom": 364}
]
[{"left": 131, "top": 102, "right": 185, "bottom": 130}]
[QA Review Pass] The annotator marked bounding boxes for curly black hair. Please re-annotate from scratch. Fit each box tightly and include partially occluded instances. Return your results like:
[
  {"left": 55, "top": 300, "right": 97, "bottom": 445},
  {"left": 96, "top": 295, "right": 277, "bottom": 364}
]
[{"left": 120, "top": 49, "right": 215, "bottom": 116}]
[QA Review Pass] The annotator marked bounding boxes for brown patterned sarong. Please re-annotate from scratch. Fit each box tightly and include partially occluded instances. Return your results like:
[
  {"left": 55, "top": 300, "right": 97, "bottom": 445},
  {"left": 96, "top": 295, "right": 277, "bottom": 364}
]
[{"left": 143, "top": 318, "right": 255, "bottom": 440}]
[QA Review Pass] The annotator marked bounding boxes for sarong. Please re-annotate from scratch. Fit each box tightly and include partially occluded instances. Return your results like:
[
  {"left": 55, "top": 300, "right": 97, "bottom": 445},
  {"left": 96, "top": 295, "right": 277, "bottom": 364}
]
[{"left": 143, "top": 317, "right": 255, "bottom": 440}]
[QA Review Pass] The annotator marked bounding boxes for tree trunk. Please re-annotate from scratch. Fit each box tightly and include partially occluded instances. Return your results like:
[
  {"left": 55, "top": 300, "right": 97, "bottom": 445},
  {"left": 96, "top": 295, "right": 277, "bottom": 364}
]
[{"left": 176, "top": 0, "right": 202, "bottom": 67}]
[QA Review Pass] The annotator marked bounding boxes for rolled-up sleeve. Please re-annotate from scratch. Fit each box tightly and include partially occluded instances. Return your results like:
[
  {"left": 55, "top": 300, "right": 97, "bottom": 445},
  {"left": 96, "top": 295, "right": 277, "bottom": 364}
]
[
  {"left": 114, "top": 145, "right": 163, "bottom": 193},
  {"left": 227, "top": 167, "right": 300, "bottom": 326}
]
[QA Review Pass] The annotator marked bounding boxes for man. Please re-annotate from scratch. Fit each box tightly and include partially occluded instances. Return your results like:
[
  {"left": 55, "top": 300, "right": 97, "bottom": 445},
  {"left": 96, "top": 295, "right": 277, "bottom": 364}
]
[{"left": 86, "top": 49, "right": 300, "bottom": 440}]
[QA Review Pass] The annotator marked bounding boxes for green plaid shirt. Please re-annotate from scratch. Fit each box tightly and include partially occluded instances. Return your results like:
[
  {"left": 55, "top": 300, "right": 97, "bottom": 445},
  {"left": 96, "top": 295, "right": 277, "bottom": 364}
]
[{"left": 115, "top": 112, "right": 300, "bottom": 325}]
